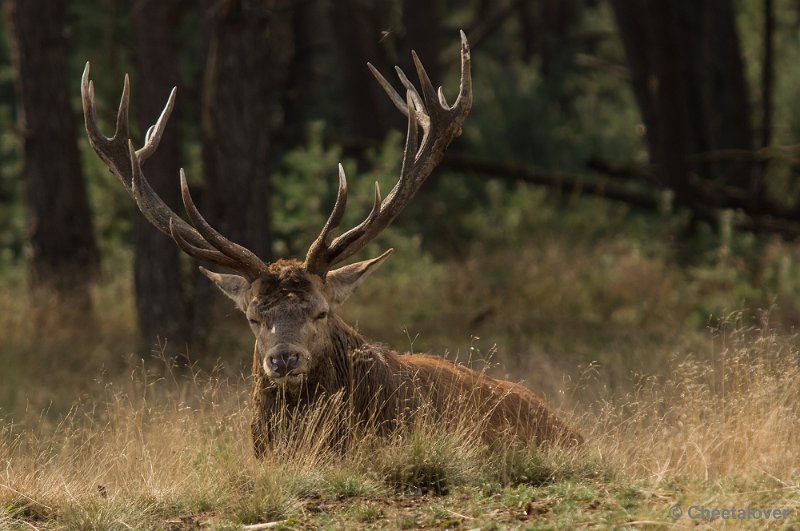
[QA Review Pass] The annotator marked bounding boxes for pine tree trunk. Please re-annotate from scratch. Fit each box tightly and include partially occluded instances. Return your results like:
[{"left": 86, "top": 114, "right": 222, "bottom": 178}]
[
  {"left": 201, "top": 0, "right": 295, "bottom": 261},
  {"left": 330, "top": 0, "right": 387, "bottom": 142},
  {"left": 131, "top": 0, "right": 190, "bottom": 356},
  {"left": 401, "top": 0, "right": 443, "bottom": 86},
  {"left": 4, "top": 0, "right": 98, "bottom": 320},
  {"left": 611, "top": 0, "right": 755, "bottom": 214}
]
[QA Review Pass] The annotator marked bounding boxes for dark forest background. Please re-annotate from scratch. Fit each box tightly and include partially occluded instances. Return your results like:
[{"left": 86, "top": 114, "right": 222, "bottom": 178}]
[{"left": 2, "top": 0, "right": 800, "bottom": 380}]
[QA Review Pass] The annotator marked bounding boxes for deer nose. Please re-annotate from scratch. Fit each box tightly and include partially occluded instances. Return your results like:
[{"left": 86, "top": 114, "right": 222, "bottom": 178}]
[{"left": 268, "top": 348, "right": 301, "bottom": 377}]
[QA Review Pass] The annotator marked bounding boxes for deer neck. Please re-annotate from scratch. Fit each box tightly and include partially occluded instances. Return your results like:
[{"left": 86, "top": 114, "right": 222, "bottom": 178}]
[{"left": 328, "top": 315, "right": 367, "bottom": 354}]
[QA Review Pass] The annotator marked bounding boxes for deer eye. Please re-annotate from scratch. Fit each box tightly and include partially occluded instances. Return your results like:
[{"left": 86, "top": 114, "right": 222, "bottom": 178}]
[
  {"left": 314, "top": 311, "right": 328, "bottom": 321},
  {"left": 248, "top": 317, "right": 260, "bottom": 326}
]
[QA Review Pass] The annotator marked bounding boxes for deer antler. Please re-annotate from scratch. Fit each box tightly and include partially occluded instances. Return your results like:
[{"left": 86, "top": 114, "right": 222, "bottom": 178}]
[
  {"left": 81, "top": 63, "right": 268, "bottom": 279},
  {"left": 304, "top": 31, "right": 473, "bottom": 277}
]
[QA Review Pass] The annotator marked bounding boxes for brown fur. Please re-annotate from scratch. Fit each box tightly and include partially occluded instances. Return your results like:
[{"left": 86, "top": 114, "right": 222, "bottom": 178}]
[{"left": 247, "top": 262, "right": 582, "bottom": 457}]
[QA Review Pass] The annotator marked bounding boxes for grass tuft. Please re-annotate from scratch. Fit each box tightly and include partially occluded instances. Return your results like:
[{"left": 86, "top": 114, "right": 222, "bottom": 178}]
[
  {"left": 323, "top": 471, "right": 379, "bottom": 499},
  {"left": 234, "top": 472, "right": 296, "bottom": 525},
  {"left": 376, "top": 420, "right": 482, "bottom": 496}
]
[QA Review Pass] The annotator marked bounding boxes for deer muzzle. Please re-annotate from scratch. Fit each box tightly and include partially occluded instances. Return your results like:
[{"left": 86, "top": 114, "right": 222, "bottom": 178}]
[{"left": 264, "top": 344, "right": 305, "bottom": 378}]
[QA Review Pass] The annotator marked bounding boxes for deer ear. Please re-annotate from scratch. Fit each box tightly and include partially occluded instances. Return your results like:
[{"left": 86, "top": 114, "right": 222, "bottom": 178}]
[
  {"left": 326, "top": 249, "right": 393, "bottom": 306},
  {"left": 199, "top": 267, "right": 251, "bottom": 312}
]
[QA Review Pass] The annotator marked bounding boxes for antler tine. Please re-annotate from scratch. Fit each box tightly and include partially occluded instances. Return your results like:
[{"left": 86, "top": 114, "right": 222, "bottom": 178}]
[
  {"left": 304, "top": 164, "right": 349, "bottom": 273},
  {"left": 169, "top": 219, "right": 241, "bottom": 270},
  {"left": 83, "top": 62, "right": 269, "bottom": 277},
  {"left": 82, "top": 63, "right": 133, "bottom": 194},
  {"left": 453, "top": 30, "right": 473, "bottom": 114},
  {"left": 411, "top": 51, "right": 444, "bottom": 121},
  {"left": 304, "top": 32, "right": 472, "bottom": 277},
  {"left": 367, "top": 63, "right": 407, "bottom": 116},
  {"left": 135, "top": 85, "right": 176, "bottom": 162},
  {"left": 324, "top": 174, "right": 386, "bottom": 262},
  {"left": 115, "top": 74, "right": 131, "bottom": 144},
  {"left": 178, "top": 170, "right": 268, "bottom": 279},
  {"left": 437, "top": 87, "right": 449, "bottom": 109},
  {"left": 393, "top": 66, "right": 425, "bottom": 116},
  {"left": 82, "top": 63, "right": 206, "bottom": 249},
  {"left": 127, "top": 142, "right": 247, "bottom": 270},
  {"left": 393, "top": 66, "right": 431, "bottom": 136}
]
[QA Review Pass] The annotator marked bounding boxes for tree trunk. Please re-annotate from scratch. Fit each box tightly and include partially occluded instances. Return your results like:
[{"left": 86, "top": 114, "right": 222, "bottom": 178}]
[
  {"left": 330, "top": 0, "right": 387, "bottom": 142},
  {"left": 4, "top": 0, "right": 98, "bottom": 319},
  {"left": 761, "top": 0, "right": 774, "bottom": 151},
  {"left": 282, "top": 0, "right": 320, "bottom": 139},
  {"left": 611, "top": 0, "right": 695, "bottom": 210},
  {"left": 401, "top": 0, "right": 443, "bottom": 86},
  {"left": 131, "top": 0, "right": 190, "bottom": 355},
  {"left": 611, "top": 0, "right": 755, "bottom": 215},
  {"left": 516, "top": 0, "right": 536, "bottom": 63},
  {"left": 202, "top": 0, "right": 294, "bottom": 262}
]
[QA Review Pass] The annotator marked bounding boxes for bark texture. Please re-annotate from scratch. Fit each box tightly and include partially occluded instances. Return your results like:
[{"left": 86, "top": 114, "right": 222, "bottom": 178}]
[
  {"left": 4, "top": 0, "right": 98, "bottom": 317},
  {"left": 330, "top": 0, "right": 387, "bottom": 141},
  {"left": 611, "top": 0, "right": 755, "bottom": 211},
  {"left": 202, "top": 0, "right": 295, "bottom": 261},
  {"left": 131, "top": 0, "right": 190, "bottom": 353}
]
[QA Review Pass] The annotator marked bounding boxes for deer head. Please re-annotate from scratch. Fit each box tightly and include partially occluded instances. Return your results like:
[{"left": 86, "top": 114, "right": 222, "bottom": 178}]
[{"left": 82, "top": 33, "right": 472, "bottom": 387}]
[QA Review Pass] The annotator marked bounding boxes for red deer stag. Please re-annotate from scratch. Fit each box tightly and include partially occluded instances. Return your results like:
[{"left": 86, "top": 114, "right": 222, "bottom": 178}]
[{"left": 82, "top": 33, "right": 582, "bottom": 455}]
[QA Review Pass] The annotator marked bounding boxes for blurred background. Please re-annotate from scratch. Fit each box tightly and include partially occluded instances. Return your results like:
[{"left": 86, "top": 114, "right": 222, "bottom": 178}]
[{"left": 2, "top": 0, "right": 800, "bottom": 415}]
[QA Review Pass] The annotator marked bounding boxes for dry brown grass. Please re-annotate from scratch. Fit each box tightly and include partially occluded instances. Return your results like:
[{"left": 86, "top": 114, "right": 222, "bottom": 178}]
[
  {"left": 0, "top": 357, "right": 563, "bottom": 528},
  {"left": 3, "top": 226, "right": 800, "bottom": 527},
  {"left": 590, "top": 316, "right": 800, "bottom": 484},
  {"left": 1, "top": 315, "right": 798, "bottom": 528}
]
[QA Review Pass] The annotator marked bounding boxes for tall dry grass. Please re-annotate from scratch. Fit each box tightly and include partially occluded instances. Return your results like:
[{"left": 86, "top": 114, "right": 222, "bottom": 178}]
[
  {"left": 0, "top": 356, "right": 576, "bottom": 528},
  {"left": 2, "top": 315, "right": 798, "bottom": 527},
  {"left": 588, "top": 315, "right": 800, "bottom": 488}
]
